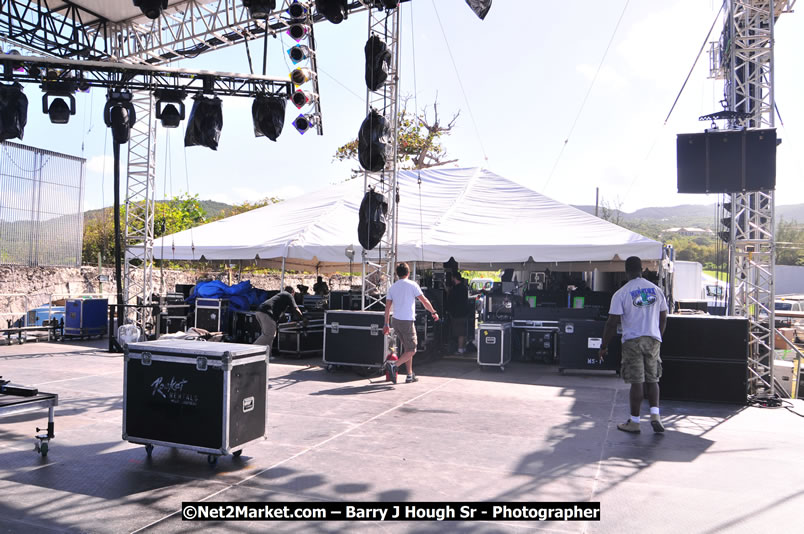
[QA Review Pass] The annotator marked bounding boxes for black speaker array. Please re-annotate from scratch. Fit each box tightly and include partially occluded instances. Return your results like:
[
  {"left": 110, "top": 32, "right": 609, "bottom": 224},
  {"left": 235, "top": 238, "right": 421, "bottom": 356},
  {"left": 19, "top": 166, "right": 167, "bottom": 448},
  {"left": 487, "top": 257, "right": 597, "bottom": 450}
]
[
  {"left": 677, "top": 129, "right": 776, "bottom": 194},
  {"left": 660, "top": 315, "right": 749, "bottom": 404}
]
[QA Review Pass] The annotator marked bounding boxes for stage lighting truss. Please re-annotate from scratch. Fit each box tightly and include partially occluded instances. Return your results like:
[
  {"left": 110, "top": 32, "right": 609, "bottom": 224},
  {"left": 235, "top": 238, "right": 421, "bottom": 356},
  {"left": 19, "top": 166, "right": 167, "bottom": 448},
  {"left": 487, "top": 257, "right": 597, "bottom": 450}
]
[{"left": 1, "top": 52, "right": 292, "bottom": 101}]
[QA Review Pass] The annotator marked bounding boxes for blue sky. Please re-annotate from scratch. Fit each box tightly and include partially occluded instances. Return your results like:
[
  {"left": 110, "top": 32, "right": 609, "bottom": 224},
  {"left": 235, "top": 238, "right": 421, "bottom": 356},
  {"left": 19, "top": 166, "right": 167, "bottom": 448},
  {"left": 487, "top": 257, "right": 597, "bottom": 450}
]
[{"left": 6, "top": 0, "right": 804, "bottom": 214}]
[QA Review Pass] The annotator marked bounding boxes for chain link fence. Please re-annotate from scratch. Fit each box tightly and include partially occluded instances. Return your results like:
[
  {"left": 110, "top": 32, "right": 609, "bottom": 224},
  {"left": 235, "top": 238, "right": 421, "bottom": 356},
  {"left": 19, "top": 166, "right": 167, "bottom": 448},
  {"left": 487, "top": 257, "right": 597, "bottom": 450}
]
[{"left": 0, "top": 141, "right": 86, "bottom": 267}]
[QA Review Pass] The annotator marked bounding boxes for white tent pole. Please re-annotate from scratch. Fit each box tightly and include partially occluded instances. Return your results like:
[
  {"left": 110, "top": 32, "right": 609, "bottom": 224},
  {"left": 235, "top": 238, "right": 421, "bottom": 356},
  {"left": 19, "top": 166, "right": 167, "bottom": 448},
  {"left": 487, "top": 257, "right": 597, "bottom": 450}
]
[{"left": 280, "top": 257, "right": 286, "bottom": 289}]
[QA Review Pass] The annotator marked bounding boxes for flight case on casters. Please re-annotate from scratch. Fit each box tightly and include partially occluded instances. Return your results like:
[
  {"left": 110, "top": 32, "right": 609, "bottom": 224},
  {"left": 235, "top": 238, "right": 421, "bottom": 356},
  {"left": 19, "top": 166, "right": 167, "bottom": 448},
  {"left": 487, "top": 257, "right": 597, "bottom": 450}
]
[
  {"left": 323, "top": 311, "right": 393, "bottom": 369},
  {"left": 123, "top": 339, "right": 268, "bottom": 465},
  {"left": 477, "top": 322, "right": 512, "bottom": 371}
]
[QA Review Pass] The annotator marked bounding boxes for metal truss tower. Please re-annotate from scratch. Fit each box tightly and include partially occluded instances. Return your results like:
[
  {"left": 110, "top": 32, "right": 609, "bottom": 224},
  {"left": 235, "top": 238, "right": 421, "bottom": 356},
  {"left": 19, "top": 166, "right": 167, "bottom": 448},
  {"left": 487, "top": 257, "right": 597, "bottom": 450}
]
[
  {"left": 360, "top": 3, "right": 401, "bottom": 310},
  {"left": 122, "top": 91, "right": 157, "bottom": 321},
  {"left": 711, "top": 0, "right": 796, "bottom": 394}
]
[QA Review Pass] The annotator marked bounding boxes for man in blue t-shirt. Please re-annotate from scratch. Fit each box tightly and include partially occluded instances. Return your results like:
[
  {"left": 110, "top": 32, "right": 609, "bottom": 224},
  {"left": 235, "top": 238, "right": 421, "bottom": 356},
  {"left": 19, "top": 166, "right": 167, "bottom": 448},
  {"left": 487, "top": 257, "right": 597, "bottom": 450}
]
[
  {"left": 600, "top": 256, "right": 668, "bottom": 434},
  {"left": 382, "top": 263, "right": 439, "bottom": 384}
]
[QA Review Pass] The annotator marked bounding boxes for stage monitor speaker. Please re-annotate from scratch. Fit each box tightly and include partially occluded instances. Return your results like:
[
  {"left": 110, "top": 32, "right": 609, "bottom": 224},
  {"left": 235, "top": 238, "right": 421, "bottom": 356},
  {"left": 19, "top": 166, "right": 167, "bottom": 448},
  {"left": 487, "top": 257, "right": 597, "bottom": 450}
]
[
  {"left": 660, "top": 359, "right": 747, "bottom": 404},
  {"left": 676, "top": 129, "right": 776, "bottom": 194},
  {"left": 661, "top": 315, "right": 749, "bottom": 361}
]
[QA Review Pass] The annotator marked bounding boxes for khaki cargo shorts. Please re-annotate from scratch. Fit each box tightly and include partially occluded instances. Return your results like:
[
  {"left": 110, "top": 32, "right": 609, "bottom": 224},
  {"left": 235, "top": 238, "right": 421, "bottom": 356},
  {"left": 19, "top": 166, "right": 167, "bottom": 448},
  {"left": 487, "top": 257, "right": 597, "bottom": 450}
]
[
  {"left": 391, "top": 318, "right": 417, "bottom": 354},
  {"left": 620, "top": 336, "right": 662, "bottom": 384}
]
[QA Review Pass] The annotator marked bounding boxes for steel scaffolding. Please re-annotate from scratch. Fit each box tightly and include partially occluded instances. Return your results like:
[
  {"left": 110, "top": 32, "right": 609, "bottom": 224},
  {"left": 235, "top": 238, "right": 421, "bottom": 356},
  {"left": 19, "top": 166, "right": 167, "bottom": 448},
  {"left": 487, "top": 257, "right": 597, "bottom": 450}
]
[{"left": 711, "top": 0, "right": 796, "bottom": 393}]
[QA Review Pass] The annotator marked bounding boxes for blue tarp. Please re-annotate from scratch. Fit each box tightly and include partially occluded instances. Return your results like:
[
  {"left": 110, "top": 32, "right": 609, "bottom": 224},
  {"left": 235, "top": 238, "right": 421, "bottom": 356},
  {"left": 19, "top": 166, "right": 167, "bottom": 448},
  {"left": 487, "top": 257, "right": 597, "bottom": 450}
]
[{"left": 187, "top": 280, "right": 270, "bottom": 312}]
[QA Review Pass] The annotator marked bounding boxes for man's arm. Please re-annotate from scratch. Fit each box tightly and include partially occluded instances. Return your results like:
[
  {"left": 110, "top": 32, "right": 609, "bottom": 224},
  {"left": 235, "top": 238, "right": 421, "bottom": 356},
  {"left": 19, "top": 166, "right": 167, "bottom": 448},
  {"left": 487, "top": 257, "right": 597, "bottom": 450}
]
[
  {"left": 417, "top": 295, "right": 440, "bottom": 321},
  {"left": 599, "top": 314, "right": 621, "bottom": 360},
  {"left": 659, "top": 310, "right": 667, "bottom": 336},
  {"left": 383, "top": 300, "right": 394, "bottom": 335}
]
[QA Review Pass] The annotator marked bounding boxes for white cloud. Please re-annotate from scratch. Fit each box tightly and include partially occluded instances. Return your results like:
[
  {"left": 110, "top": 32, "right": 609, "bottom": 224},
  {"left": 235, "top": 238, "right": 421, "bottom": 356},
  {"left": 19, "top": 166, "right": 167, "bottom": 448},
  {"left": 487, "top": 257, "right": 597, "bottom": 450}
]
[
  {"left": 86, "top": 154, "right": 114, "bottom": 174},
  {"left": 575, "top": 63, "right": 627, "bottom": 90}
]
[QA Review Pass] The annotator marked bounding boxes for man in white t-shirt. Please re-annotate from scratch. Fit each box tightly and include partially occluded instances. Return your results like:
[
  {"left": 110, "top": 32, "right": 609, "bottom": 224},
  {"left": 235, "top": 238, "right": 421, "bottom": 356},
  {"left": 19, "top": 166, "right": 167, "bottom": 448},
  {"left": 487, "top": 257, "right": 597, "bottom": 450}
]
[
  {"left": 600, "top": 256, "right": 668, "bottom": 433},
  {"left": 382, "top": 263, "right": 439, "bottom": 384}
]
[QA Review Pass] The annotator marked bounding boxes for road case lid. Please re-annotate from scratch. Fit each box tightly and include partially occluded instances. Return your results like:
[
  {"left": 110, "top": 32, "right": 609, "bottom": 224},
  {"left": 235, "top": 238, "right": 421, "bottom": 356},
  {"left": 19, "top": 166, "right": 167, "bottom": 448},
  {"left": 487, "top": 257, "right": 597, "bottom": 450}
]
[{"left": 125, "top": 339, "right": 267, "bottom": 359}]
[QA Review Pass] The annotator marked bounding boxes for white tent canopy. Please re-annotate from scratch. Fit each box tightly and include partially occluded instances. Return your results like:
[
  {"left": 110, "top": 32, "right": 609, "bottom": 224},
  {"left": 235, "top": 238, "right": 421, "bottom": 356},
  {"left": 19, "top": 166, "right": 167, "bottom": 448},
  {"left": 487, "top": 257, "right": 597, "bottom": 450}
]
[{"left": 149, "top": 167, "right": 662, "bottom": 272}]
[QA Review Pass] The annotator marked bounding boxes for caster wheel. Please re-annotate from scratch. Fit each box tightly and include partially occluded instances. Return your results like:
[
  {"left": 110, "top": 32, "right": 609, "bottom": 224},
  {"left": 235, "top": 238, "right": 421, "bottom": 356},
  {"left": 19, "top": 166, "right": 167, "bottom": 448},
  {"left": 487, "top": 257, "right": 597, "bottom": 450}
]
[
  {"left": 233, "top": 450, "right": 243, "bottom": 458},
  {"left": 40, "top": 442, "right": 48, "bottom": 457},
  {"left": 326, "top": 364, "right": 336, "bottom": 373},
  {"left": 207, "top": 455, "right": 218, "bottom": 465},
  {"left": 145, "top": 444, "right": 154, "bottom": 457},
  {"left": 500, "top": 366, "right": 505, "bottom": 372}
]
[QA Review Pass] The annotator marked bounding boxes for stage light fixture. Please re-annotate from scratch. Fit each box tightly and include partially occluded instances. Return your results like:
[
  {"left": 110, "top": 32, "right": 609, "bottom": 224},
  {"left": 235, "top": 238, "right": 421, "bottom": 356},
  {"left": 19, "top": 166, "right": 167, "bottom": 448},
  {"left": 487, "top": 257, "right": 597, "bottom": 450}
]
[
  {"left": 288, "top": 24, "right": 310, "bottom": 42},
  {"left": 287, "top": 44, "right": 312, "bottom": 64},
  {"left": 291, "top": 89, "right": 317, "bottom": 109},
  {"left": 292, "top": 113, "right": 317, "bottom": 134},
  {"left": 104, "top": 90, "right": 137, "bottom": 144},
  {"left": 290, "top": 67, "right": 316, "bottom": 85},
  {"left": 252, "top": 94, "right": 286, "bottom": 142},
  {"left": 243, "top": 0, "right": 276, "bottom": 18},
  {"left": 42, "top": 93, "right": 75, "bottom": 125},
  {"left": 133, "top": 0, "right": 168, "bottom": 20},
  {"left": 315, "top": 0, "right": 348, "bottom": 24},
  {"left": 0, "top": 82, "right": 28, "bottom": 142},
  {"left": 154, "top": 89, "right": 187, "bottom": 128},
  {"left": 288, "top": 1, "right": 307, "bottom": 19}
]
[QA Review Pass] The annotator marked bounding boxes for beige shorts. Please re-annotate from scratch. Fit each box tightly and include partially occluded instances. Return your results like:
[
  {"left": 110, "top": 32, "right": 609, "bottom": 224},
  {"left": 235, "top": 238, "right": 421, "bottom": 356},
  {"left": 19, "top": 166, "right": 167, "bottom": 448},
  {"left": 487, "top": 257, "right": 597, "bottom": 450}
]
[
  {"left": 391, "top": 318, "right": 417, "bottom": 354},
  {"left": 621, "top": 336, "right": 662, "bottom": 384}
]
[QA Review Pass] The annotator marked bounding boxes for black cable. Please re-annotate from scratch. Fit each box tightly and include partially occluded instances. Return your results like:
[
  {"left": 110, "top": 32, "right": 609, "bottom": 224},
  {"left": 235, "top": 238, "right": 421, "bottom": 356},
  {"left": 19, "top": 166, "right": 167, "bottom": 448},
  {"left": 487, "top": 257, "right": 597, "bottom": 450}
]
[{"left": 113, "top": 140, "right": 123, "bottom": 335}]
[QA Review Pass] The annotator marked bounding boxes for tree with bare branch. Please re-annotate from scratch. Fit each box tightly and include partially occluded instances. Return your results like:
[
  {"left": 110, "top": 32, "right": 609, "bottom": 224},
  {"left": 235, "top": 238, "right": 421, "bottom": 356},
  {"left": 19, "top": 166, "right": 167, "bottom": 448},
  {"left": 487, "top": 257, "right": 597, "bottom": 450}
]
[{"left": 334, "top": 97, "right": 460, "bottom": 173}]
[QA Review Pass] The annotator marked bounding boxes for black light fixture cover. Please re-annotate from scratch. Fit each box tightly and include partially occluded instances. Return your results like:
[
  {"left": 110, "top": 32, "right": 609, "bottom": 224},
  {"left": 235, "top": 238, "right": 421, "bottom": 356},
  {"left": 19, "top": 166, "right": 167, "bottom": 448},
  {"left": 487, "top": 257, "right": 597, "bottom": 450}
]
[
  {"left": 0, "top": 83, "right": 28, "bottom": 141},
  {"left": 357, "top": 189, "right": 388, "bottom": 251},
  {"left": 365, "top": 35, "right": 392, "bottom": 92},
  {"left": 358, "top": 109, "right": 390, "bottom": 172},
  {"left": 133, "top": 0, "right": 168, "bottom": 19},
  {"left": 315, "top": 0, "right": 349, "bottom": 24},
  {"left": 465, "top": 0, "right": 492, "bottom": 20},
  {"left": 184, "top": 94, "right": 223, "bottom": 150},
  {"left": 252, "top": 94, "right": 286, "bottom": 141}
]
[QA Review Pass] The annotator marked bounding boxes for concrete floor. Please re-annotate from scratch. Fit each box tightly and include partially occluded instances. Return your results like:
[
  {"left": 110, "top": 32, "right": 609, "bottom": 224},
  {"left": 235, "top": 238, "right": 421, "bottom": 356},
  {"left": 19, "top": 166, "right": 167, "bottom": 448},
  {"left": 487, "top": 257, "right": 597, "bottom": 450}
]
[{"left": 1, "top": 338, "right": 803, "bottom": 533}]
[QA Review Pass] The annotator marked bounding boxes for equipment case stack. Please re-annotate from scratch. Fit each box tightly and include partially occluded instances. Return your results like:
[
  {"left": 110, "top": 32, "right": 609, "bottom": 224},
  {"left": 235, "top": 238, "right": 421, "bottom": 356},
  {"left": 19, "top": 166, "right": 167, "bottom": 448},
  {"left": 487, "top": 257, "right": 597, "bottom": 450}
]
[
  {"left": 123, "top": 339, "right": 268, "bottom": 464},
  {"left": 323, "top": 311, "right": 392, "bottom": 369},
  {"left": 477, "top": 322, "right": 512, "bottom": 370}
]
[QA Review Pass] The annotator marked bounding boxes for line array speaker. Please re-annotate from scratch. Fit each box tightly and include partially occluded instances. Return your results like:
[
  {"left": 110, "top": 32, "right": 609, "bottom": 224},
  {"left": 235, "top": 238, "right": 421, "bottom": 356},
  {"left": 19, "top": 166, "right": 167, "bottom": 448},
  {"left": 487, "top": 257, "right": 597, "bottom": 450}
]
[{"left": 677, "top": 128, "right": 776, "bottom": 194}]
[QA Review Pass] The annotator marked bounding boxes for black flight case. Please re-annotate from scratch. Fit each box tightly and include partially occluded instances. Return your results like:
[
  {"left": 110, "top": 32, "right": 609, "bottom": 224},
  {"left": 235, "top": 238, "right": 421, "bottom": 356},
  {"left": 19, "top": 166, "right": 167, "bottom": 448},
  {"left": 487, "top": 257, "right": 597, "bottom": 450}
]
[
  {"left": 477, "top": 322, "right": 513, "bottom": 370},
  {"left": 278, "top": 316, "right": 325, "bottom": 357},
  {"left": 123, "top": 339, "right": 268, "bottom": 464},
  {"left": 323, "top": 311, "right": 393, "bottom": 369},
  {"left": 557, "top": 319, "right": 621, "bottom": 374}
]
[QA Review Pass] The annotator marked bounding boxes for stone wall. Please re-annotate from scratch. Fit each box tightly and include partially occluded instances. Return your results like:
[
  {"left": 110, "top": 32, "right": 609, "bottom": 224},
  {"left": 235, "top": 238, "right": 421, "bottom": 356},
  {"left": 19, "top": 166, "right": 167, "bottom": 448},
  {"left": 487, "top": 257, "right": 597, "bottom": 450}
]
[{"left": 0, "top": 265, "right": 356, "bottom": 322}]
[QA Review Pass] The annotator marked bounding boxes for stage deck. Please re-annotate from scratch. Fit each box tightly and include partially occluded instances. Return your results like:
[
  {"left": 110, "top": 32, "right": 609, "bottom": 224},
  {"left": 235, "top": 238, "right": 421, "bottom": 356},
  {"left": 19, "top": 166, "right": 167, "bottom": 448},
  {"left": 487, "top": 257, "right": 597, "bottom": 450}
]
[{"left": 1, "top": 338, "right": 802, "bottom": 533}]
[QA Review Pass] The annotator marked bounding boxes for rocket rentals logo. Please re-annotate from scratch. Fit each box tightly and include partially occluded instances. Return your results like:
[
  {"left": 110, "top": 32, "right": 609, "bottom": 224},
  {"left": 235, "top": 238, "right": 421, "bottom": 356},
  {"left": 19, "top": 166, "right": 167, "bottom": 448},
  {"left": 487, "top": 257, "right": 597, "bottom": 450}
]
[
  {"left": 630, "top": 287, "right": 658, "bottom": 308},
  {"left": 150, "top": 376, "right": 199, "bottom": 406}
]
